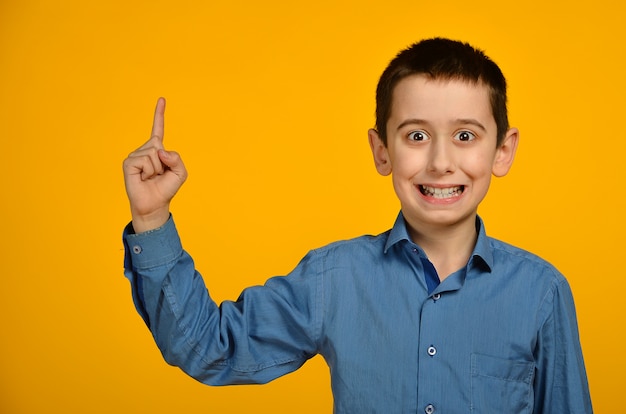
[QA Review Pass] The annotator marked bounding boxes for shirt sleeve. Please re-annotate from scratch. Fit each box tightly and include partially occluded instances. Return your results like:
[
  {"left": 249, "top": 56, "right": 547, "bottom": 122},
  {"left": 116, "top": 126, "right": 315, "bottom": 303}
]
[
  {"left": 122, "top": 216, "right": 323, "bottom": 385},
  {"left": 533, "top": 277, "right": 593, "bottom": 413}
]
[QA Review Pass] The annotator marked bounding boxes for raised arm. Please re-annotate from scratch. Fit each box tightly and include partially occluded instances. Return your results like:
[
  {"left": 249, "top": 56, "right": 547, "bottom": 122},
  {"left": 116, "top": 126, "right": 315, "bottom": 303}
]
[
  {"left": 121, "top": 100, "right": 320, "bottom": 386},
  {"left": 122, "top": 97, "right": 187, "bottom": 233}
]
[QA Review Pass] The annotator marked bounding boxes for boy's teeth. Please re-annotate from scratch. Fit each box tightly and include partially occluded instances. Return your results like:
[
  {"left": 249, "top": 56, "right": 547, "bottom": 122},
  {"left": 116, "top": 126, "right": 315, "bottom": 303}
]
[{"left": 419, "top": 185, "right": 463, "bottom": 198}]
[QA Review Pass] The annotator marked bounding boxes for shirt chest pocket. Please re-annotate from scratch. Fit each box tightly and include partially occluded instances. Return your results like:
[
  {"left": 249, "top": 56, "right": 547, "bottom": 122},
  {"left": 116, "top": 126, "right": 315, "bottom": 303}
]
[{"left": 470, "top": 353, "right": 535, "bottom": 414}]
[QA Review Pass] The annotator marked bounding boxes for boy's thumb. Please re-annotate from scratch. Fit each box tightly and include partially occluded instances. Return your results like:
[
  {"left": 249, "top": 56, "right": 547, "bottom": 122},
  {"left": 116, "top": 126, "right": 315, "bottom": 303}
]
[
  {"left": 158, "top": 148, "right": 176, "bottom": 164},
  {"left": 158, "top": 149, "right": 186, "bottom": 177}
]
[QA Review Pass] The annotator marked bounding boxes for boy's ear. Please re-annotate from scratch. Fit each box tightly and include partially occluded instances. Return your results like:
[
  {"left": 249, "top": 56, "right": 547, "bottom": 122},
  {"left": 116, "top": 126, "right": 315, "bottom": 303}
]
[
  {"left": 368, "top": 129, "right": 392, "bottom": 176},
  {"left": 492, "top": 127, "right": 519, "bottom": 177}
]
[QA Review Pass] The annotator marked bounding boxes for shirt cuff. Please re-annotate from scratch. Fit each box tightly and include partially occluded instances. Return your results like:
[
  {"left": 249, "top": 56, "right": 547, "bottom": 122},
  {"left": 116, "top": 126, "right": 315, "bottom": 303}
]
[{"left": 123, "top": 215, "right": 183, "bottom": 270}]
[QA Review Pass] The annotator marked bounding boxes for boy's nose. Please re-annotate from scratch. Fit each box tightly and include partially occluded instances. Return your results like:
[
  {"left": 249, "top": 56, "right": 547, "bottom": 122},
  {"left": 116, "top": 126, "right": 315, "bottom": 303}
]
[{"left": 427, "top": 141, "right": 455, "bottom": 175}]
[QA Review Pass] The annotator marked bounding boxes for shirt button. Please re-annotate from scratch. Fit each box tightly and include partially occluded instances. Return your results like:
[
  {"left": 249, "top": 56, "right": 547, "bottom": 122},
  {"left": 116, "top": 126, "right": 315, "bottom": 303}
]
[
  {"left": 425, "top": 404, "right": 435, "bottom": 414},
  {"left": 432, "top": 293, "right": 441, "bottom": 301},
  {"left": 132, "top": 245, "right": 142, "bottom": 254},
  {"left": 427, "top": 346, "right": 437, "bottom": 356}
]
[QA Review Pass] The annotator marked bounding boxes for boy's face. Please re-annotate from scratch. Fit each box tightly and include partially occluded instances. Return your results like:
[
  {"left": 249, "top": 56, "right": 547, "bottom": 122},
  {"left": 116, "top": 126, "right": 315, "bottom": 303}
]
[{"left": 369, "top": 75, "right": 518, "bottom": 235}]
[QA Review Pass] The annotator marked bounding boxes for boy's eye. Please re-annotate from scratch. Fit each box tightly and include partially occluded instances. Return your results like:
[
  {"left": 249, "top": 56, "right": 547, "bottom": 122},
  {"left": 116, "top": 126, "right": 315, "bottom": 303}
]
[
  {"left": 455, "top": 131, "right": 476, "bottom": 142},
  {"left": 408, "top": 131, "right": 428, "bottom": 141}
]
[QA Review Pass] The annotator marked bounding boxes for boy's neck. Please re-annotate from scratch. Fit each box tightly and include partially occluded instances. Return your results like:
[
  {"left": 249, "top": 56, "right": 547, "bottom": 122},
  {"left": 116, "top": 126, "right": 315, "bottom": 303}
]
[{"left": 406, "top": 214, "right": 478, "bottom": 281}]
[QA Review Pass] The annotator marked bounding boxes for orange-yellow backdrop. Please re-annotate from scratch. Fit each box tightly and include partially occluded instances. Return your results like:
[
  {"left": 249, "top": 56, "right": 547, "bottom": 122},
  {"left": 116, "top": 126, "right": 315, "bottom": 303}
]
[{"left": 1, "top": 0, "right": 623, "bottom": 412}]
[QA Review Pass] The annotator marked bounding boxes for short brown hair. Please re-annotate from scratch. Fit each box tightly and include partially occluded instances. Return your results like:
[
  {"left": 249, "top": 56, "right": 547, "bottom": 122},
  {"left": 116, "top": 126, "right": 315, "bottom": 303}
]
[{"left": 375, "top": 38, "right": 509, "bottom": 147}]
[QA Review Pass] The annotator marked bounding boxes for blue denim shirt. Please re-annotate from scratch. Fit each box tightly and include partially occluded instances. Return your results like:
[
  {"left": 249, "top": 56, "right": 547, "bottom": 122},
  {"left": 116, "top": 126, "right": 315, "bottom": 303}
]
[{"left": 123, "top": 213, "right": 592, "bottom": 413}]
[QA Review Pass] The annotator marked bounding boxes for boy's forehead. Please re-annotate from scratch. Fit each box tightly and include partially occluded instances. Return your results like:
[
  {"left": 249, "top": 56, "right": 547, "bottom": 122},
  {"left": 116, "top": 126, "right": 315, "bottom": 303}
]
[{"left": 389, "top": 74, "right": 494, "bottom": 125}]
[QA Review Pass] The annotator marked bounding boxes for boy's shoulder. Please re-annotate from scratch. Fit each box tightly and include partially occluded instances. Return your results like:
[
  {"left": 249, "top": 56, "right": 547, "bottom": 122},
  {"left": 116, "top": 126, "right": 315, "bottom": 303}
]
[
  {"left": 488, "top": 235, "right": 554, "bottom": 264},
  {"left": 487, "top": 235, "right": 567, "bottom": 284}
]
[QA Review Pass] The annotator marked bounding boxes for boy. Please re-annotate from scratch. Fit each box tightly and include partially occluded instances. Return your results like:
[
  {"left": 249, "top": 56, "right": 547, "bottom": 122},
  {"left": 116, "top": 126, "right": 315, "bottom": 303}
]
[{"left": 122, "top": 38, "right": 592, "bottom": 413}]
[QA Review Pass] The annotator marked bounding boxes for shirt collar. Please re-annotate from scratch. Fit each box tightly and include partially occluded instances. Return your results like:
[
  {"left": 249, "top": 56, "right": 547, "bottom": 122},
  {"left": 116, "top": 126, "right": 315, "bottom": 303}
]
[
  {"left": 384, "top": 212, "right": 413, "bottom": 254},
  {"left": 384, "top": 211, "right": 494, "bottom": 272},
  {"left": 471, "top": 216, "right": 493, "bottom": 272}
]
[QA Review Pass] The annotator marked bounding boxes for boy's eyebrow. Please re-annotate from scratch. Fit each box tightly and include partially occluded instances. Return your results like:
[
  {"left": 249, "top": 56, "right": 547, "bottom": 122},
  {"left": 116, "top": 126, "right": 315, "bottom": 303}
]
[
  {"left": 455, "top": 118, "right": 487, "bottom": 132},
  {"left": 396, "top": 119, "right": 429, "bottom": 131},
  {"left": 396, "top": 118, "right": 487, "bottom": 132}
]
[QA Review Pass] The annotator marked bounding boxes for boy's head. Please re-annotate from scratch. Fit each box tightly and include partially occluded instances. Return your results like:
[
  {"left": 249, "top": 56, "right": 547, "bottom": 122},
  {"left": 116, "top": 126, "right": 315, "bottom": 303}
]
[{"left": 375, "top": 38, "right": 509, "bottom": 147}]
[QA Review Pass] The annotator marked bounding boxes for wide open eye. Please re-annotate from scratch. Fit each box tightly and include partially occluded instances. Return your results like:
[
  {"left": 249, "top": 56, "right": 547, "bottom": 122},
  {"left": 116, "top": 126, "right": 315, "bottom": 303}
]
[
  {"left": 408, "top": 130, "right": 428, "bottom": 141},
  {"left": 455, "top": 130, "right": 476, "bottom": 142}
]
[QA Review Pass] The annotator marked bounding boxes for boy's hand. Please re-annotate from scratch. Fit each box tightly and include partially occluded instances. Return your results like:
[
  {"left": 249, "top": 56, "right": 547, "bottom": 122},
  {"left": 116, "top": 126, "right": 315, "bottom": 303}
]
[{"left": 123, "top": 98, "right": 187, "bottom": 233}]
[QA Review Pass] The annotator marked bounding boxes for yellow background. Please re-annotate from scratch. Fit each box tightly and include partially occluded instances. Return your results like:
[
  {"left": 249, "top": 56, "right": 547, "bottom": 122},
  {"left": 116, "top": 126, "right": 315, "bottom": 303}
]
[{"left": 1, "top": 0, "right": 623, "bottom": 412}]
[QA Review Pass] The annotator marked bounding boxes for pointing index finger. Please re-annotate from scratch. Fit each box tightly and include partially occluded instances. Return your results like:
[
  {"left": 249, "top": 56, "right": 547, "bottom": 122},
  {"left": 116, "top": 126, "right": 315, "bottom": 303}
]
[{"left": 150, "top": 97, "right": 166, "bottom": 147}]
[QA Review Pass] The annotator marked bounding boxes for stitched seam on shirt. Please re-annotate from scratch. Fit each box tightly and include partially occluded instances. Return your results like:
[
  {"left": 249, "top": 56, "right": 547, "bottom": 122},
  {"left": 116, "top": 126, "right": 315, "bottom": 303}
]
[
  {"left": 315, "top": 249, "right": 324, "bottom": 351},
  {"left": 134, "top": 250, "right": 181, "bottom": 270},
  {"left": 472, "top": 355, "right": 536, "bottom": 383},
  {"left": 535, "top": 278, "right": 558, "bottom": 400},
  {"left": 233, "top": 356, "right": 304, "bottom": 373},
  {"left": 205, "top": 354, "right": 306, "bottom": 373},
  {"left": 537, "top": 280, "right": 557, "bottom": 330},
  {"left": 489, "top": 243, "right": 564, "bottom": 280},
  {"left": 474, "top": 372, "right": 533, "bottom": 383}
]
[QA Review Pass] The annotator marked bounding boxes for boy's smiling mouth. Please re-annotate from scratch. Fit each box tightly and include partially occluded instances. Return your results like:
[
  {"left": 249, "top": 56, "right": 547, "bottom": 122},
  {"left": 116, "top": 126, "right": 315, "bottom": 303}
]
[{"left": 418, "top": 185, "right": 465, "bottom": 199}]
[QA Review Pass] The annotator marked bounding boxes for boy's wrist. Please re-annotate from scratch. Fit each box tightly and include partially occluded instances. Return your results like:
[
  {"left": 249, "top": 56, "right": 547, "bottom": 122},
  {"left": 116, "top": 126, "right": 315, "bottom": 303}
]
[{"left": 131, "top": 209, "right": 170, "bottom": 233}]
